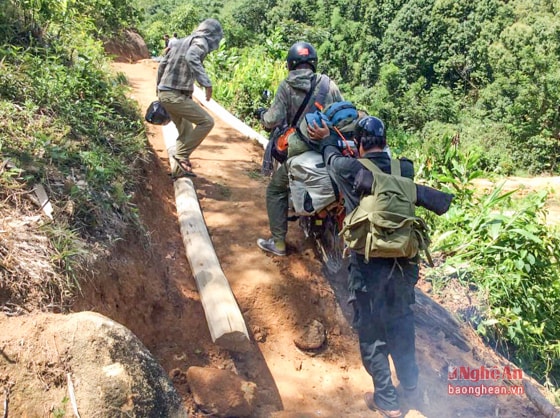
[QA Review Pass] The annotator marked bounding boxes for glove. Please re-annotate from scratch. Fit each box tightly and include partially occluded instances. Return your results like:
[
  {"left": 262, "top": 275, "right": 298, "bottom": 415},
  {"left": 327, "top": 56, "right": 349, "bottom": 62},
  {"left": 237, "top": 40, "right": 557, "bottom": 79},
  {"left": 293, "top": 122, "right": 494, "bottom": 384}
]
[
  {"left": 416, "top": 184, "right": 455, "bottom": 215},
  {"left": 254, "top": 107, "right": 267, "bottom": 120},
  {"left": 321, "top": 136, "right": 346, "bottom": 155}
]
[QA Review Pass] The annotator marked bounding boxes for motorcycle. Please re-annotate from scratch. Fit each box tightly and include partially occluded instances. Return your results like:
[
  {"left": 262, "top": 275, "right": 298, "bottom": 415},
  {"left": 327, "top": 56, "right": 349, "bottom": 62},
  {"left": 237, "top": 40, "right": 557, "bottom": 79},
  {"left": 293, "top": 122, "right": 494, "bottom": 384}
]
[
  {"left": 261, "top": 129, "right": 347, "bottom": 275},
  {"left": 293, "top": 198, "right": 346, "bottom": 275},
  {"left": 284, "top": 149, "right": 347, "bottom": 275},
  {"left": 257, "top": 91, "right": 349, "bottom": 275}
]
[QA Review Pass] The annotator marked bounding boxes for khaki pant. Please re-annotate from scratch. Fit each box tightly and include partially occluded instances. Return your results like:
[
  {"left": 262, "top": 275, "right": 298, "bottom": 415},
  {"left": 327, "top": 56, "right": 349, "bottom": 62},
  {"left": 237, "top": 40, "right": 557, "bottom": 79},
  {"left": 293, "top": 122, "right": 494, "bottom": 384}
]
[{"left": 158, "top": 90, "right": 214, "bottom": 174}]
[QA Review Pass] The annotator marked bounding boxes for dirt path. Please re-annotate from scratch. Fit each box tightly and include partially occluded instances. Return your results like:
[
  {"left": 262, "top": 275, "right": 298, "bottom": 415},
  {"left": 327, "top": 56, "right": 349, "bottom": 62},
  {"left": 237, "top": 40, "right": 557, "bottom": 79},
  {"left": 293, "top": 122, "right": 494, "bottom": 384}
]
[
  {"left": 473, "top": 177, "right": 560, "bottom": 225},
  {"left": 74, "top": 60, "right": 544, "bottom": 417}
]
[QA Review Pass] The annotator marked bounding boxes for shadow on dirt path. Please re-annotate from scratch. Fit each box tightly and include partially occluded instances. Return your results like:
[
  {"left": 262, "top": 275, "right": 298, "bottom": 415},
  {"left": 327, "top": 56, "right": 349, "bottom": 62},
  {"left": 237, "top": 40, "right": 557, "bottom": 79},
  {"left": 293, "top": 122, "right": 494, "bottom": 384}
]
[{"left": 73, "top": 59, "right": 545, "bottom": 417}]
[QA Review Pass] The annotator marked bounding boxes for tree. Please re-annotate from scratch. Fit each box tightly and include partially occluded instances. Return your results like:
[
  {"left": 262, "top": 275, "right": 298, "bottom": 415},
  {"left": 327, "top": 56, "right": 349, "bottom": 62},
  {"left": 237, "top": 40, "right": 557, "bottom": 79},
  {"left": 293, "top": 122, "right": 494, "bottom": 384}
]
[{"left": 478, "top": 11, "right": 560, "bottom": 172}]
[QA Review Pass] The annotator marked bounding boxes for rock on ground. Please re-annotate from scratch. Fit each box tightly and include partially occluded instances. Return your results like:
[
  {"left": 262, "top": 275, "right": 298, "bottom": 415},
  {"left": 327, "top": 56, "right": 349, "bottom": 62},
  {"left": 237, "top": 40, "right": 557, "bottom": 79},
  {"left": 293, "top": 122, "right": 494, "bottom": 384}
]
[
  {"left": 0, "top": 311, "right": 187, "bottom": 417},
  {"left": 187, "top": 366, "right": 257, "bottom": 417},
  {"left": 293, "top": 319, "right": 326, "bottom": 351}
]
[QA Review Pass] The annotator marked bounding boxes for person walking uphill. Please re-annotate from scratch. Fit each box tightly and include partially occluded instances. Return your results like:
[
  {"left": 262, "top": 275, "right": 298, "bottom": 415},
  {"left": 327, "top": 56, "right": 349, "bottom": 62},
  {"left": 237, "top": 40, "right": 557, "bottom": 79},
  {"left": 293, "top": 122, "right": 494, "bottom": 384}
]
[
  {"left": 308, "top": 116, "right": 419, "bottom": 418},
  {"left": 157, "top": 19, "right": 223, "bottom": 178},
  {"left": 255, "top": 41, "right": 343, "bottom": 256}
]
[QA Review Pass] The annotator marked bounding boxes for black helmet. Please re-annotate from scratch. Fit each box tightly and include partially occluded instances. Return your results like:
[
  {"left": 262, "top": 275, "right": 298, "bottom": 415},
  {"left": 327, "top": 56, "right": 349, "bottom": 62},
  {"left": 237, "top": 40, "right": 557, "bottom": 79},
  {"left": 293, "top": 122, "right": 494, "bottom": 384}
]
[
  {"left": 355, "top": 116, "right": 386, "bottom": 149},
  {"left": 286, "top": 42, "right": 318, "bottom": 72}
]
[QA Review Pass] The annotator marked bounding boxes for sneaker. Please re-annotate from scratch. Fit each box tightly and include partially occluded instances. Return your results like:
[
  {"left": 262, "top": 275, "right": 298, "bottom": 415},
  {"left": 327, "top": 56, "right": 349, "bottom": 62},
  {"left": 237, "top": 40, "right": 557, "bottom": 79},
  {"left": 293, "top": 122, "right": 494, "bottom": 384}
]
[
  {"left": 257, "top": 238, "right": 286, "bottom": 256},
  {"left": 364, "top": 392, "right": 402, "bottom": 418}
]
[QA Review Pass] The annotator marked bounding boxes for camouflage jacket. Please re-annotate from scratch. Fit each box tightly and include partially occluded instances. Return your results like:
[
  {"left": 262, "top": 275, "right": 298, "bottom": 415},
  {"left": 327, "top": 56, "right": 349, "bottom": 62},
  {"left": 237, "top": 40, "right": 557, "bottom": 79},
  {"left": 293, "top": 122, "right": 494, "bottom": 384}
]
[{"left": 261, "top": 69, "right": 343, "bottom": 158}]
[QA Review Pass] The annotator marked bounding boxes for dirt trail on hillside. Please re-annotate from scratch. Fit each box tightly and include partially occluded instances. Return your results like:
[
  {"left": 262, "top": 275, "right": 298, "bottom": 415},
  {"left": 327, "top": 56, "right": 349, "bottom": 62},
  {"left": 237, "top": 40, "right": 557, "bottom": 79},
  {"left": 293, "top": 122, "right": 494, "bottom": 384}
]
[{"left": 74, "top": 60, "right": 544, "bottom": 417}]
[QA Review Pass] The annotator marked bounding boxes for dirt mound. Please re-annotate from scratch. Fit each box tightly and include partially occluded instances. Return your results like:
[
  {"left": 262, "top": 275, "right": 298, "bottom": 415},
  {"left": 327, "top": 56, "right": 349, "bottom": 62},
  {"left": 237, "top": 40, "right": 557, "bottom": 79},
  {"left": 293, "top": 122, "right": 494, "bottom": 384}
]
[{"left": 103, "top": 29, "right": 150, "bottom": 63}]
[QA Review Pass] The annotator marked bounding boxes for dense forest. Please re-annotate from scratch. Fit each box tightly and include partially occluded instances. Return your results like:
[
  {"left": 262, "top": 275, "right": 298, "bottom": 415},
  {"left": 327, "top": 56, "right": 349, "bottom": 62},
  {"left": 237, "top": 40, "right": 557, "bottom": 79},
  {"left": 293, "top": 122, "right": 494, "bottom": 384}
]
[
  {"left": 1, "top": 0, "right": 559, "bottom": 405},
  {"left": 139, "top": 0, "right": 560, "bottom": 176}
]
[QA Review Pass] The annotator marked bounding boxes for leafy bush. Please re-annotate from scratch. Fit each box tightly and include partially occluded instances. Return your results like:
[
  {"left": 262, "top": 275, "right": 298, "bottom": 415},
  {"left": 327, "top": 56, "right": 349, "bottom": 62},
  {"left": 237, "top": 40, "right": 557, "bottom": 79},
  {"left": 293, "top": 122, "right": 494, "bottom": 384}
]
[
  {"left": 422, "top": 136, "right": 560, "bottom": 386},
  {"left": 0, "top": 0, "right": 147, "bottom": 306},
  {"left": 205, "top": 40, "right": 287, "bottom": 125}
]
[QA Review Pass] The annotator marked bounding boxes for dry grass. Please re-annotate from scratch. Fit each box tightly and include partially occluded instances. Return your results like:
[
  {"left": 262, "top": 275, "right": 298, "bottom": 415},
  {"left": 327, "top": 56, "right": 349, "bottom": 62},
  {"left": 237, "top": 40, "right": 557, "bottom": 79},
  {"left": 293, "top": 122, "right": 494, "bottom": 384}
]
[{"left": 0, "top": 194, "right": 71, "bottom": 313}]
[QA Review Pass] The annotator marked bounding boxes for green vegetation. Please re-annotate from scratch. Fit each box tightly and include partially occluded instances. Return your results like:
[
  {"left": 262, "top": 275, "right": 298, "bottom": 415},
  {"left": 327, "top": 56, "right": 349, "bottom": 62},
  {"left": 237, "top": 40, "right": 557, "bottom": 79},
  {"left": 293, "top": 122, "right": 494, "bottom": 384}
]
[
  {"left": 420, "top": 137, "right": 560, "bottom": 392},
  {"left": 136, "top": 0, "right": 560, "bottom": 395},
  {"left": 139, "top": 0, "right": 560, "bottom": 175},
  {"left": 1, "top": 0, "right": 559, "bottom": 401},
  {"left": 0, "top": 0, "right": 147, "bottom": 305}
]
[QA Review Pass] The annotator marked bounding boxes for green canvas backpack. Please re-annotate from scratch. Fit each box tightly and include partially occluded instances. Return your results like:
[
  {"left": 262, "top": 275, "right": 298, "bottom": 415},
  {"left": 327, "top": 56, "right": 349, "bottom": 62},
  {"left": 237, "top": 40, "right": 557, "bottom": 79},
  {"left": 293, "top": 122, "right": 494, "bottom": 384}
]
[{"left": 340, "top": 158, "right": 432, "bottom": 263}]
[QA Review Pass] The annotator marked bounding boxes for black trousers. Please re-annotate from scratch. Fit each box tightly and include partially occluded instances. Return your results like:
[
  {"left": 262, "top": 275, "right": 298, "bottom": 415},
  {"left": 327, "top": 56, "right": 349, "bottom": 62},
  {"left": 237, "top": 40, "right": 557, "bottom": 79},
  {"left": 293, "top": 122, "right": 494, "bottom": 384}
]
[{"left": 350, "top": 256, "right": 419, "bottom": 411}]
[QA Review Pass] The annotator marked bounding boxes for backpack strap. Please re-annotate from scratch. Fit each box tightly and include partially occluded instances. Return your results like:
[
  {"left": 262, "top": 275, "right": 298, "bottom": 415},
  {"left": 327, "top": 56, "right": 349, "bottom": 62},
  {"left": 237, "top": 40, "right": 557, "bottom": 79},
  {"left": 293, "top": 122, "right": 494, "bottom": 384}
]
[
  {"left": 276, "top": 76, "right": 318, "bottom": 156},
  {"left": 360, "top": 158, "right": 402, "bottom": 177},
  {"left": 312, "top": 75, "right": 330, "bottom": 111},
  {"left": 390, "top": 159, "right": 401, "bottom": 176},
  {"left": 358, "top": 158, "right": 382, "bottom": 174},
  {"left": 290, "top": 75, "right": 317, "bottom": 127},
  {"left": 358, "top": 159, "right": 381, "bottom": 193},
  {"left": 293, "top": 75, "right": 338, "bottom": 151}
]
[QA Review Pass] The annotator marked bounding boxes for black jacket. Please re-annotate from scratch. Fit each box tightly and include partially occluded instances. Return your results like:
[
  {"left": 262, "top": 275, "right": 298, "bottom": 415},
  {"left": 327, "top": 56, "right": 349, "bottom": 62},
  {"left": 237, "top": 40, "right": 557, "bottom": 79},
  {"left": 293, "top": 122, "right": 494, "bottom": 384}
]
[
  {"left": 323, "top": 145, "right": 414, "bottom": 215},
  {"left": 323, "top": 144, "right": 419, "bottom": 292}
]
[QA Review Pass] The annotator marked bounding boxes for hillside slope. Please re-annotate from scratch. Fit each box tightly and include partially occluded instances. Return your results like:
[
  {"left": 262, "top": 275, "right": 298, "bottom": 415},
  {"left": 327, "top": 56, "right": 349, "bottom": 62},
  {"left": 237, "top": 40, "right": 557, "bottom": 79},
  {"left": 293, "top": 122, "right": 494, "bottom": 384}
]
[{"left": 72, "top": 60, "right": 544, "bottom": 417}]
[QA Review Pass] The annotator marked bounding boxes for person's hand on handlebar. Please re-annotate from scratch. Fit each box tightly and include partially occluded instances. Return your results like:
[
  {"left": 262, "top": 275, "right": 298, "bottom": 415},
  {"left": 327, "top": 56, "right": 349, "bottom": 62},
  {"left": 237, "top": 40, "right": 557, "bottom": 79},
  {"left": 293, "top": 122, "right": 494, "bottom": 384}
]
[{"left": 254, "top": 107, "right": 267, "bottom": 120}]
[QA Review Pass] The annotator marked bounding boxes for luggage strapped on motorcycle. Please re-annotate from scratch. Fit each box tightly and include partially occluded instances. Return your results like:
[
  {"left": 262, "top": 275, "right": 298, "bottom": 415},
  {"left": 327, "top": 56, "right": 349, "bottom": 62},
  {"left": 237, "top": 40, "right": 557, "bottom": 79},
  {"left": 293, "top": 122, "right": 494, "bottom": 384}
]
[
  {"left": 323, "top": 102, "right": 359, "bottom": 156},
  {"left": 301, "top": 101, "right": 359, "bottom": 157}
]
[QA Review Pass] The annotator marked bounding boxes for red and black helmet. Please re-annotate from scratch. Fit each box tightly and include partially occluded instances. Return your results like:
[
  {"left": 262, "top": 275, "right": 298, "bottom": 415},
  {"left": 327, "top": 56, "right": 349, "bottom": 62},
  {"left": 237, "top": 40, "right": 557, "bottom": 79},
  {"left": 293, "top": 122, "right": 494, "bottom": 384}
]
[{"left": 286, "top": 42, "right": 318, "bottom": 72}]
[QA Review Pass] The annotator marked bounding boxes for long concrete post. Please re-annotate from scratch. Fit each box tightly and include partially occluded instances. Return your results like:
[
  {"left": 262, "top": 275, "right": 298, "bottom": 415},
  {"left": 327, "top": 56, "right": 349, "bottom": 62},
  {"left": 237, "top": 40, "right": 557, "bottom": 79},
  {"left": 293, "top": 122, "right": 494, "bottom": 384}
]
[{"left": 161, "top": 87, "right": 259, "bottom": 352}]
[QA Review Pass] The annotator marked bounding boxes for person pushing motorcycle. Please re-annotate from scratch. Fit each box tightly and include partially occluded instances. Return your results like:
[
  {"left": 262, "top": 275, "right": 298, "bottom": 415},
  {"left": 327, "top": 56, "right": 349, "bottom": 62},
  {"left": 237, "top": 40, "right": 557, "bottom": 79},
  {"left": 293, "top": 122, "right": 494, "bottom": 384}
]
[
  {"left": 255, "top": 41, "right": 343, "bottom": 256},
  {"left": 307, "top": 115, "right": 419, "bottom": 418}
]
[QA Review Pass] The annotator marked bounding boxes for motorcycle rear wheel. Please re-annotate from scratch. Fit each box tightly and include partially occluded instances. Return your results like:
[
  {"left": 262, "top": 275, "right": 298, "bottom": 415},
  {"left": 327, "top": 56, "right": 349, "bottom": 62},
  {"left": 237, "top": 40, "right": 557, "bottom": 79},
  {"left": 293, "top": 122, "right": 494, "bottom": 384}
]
[{"left": 300, "top": 214, "right": 344, "bottom": 275}]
